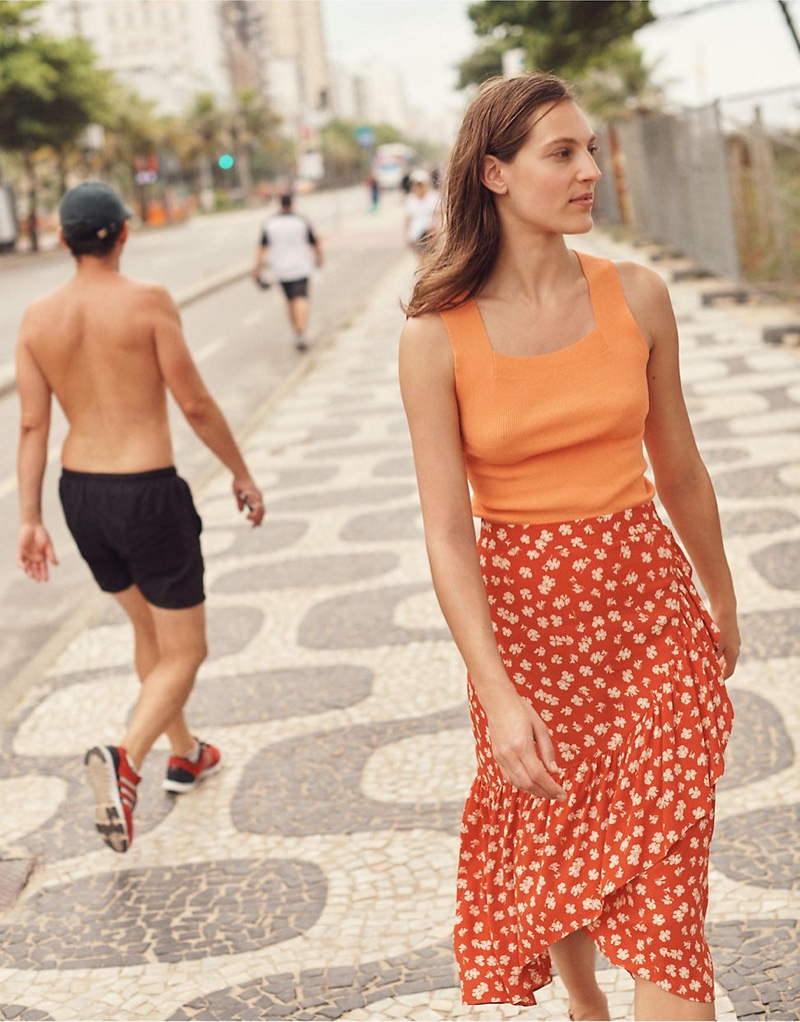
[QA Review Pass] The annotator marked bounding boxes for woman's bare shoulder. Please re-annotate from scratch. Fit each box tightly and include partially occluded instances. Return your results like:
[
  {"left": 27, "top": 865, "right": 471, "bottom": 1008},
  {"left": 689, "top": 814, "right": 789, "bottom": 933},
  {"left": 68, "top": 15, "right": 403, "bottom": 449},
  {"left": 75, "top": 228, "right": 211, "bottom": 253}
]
[
  {"left": 401, "top": 310, "right": 448, "bottom": 340},
  {"left": 400, "top": 310, "right": 452, "bottom": 360},
  {"left": 615, "top": 260, "right": 670, "bottom": 305}
]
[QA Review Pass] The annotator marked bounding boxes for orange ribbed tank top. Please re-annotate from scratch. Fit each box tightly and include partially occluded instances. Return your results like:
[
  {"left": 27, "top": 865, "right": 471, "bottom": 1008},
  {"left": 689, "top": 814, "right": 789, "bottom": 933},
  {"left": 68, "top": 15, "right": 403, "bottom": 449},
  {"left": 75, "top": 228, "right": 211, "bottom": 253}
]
[{"left": 440, "top": 251, "right": 656, "bottom": 524}]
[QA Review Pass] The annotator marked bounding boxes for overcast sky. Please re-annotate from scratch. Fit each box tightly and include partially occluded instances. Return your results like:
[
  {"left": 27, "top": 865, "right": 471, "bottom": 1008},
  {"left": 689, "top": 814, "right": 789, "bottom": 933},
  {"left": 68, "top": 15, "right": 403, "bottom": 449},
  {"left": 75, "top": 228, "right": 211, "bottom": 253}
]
[{"left": 321, "top": 0, "right": 800, "bottom": 126}]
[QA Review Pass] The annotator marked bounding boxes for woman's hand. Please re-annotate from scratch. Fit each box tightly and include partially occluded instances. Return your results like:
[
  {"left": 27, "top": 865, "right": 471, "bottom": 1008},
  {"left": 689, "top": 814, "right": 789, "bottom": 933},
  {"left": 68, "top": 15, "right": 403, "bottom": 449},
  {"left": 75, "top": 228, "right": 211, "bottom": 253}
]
[
  {"left": 711, "top": 604, "right": 740, "bottom": 680},
  {"left": 486, "top": 690, "right": 567, "bottom": 800}
]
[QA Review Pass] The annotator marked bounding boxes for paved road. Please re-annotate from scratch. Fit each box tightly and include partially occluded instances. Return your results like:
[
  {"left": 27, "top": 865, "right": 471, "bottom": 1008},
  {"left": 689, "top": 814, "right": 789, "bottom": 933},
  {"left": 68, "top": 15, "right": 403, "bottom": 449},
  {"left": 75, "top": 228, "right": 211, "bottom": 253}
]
[
  {"left": 0, "top": 189, "right": 408, "bottom": 713},
  {"left": 0, "top": 186, "right": 375, "bottom": 374},
  {"left": 1, "top": 227, "right": 799, "bottom": 1021}
]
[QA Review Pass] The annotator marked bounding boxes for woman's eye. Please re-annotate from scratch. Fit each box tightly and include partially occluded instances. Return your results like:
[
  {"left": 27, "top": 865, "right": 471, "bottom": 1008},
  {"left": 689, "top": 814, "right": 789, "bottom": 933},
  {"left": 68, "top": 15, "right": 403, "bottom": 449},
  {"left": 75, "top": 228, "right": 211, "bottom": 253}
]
[{"left": 588, "top": 145, "right": 600, "bottom": 157}]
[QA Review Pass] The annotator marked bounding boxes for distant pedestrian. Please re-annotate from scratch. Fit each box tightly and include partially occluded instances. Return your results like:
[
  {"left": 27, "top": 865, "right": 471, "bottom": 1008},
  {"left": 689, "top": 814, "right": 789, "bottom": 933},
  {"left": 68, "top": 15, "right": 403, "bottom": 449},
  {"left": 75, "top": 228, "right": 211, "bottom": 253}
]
[
  {"left": 367, "top": 172, "right": 380, "bottom": 212},
  {"left": 253, "top": 193, "right": 323, "bottom": 352},
  {"left": 16, "top": 181, "right": 265, "bottom": 854},
  {"left": 399, "top": 73, "right": 738, "bottom": 1020},
  {"left": 404, "top": 169, "right": 440, "bottom": 258}
]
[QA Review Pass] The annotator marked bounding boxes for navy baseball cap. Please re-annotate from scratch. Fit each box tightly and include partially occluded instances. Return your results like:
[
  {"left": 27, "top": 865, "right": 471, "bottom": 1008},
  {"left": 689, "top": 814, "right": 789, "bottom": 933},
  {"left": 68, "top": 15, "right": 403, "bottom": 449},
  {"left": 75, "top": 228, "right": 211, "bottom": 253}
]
[{"left": 59, "top": 181, "right": 133, "bottom": 239}]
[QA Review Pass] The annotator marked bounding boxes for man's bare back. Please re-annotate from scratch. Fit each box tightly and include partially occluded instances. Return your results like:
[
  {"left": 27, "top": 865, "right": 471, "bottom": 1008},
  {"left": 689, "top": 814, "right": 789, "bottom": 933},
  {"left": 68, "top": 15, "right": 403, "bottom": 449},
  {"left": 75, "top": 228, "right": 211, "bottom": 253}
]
[
  {"left": 19, "top": 266, "right": 179, "bottom": 472},
  {"left": 17, "top": 210, "right": 264, "bottom": 580}
]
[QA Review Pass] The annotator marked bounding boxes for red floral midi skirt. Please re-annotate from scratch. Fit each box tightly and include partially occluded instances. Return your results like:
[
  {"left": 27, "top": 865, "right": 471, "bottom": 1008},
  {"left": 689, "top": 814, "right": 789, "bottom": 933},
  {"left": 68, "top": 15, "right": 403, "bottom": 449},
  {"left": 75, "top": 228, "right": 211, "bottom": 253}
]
[{"left": 456, "top": 502, "right": 734, "bottom": 1005}]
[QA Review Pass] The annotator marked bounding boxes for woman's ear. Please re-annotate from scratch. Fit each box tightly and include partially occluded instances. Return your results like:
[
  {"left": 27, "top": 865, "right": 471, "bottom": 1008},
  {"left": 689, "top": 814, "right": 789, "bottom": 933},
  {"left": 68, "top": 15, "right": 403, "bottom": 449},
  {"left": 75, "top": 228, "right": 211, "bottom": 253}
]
[{"left": 481, "top": 155, "right": 508, "bottom": 195}]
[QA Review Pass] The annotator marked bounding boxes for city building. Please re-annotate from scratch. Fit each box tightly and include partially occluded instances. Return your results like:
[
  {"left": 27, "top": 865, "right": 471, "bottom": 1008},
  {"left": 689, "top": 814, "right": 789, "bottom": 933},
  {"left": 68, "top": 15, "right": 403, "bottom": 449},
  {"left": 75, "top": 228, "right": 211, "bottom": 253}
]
[{"left": 37, "top": 0, "right": 233, "bottom": 117}]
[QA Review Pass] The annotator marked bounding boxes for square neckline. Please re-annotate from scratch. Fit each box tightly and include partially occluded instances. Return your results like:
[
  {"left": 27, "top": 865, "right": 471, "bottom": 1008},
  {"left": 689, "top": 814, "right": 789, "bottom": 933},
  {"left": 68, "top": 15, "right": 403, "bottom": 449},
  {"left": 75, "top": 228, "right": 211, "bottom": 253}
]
[{"left": 471, "top": 250, "right": 603, "bottom": 362}]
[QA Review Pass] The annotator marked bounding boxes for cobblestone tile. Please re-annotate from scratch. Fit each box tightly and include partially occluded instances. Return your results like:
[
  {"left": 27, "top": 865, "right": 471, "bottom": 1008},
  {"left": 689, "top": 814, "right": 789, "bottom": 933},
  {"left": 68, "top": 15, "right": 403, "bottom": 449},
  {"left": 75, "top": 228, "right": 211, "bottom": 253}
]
[
  {"left": 175, "top": 665, "right": 374, "bottom": 725},
  {"left": 211, "top": 552, "right": 399, "bottom": 593},
  {"left": 298, "top": 584, "right": 450, "bottom": 649},
  {"left": 714, "top": 804, "right": 800, "bottom": 890},
  {"left": 167, "top": 940, "right": 455, "bottom": 1021},
  {"left": 231, "top": 708, "right": 468, "bottom": 837},
  {"left": 339, "top": 507, "right": 423, "bottom": 544},
  {"left": 0, "top": 859, "right": 326, "bottom": 970},
  {"left": 709, "top": 918, "right": 800, "bottom": 1019},
  {"left": 739, "top": 608, "right": 800, "bottom": 660},
  {"left": 271, "top": 485, "right": 415, "bottom": 512},
  {"left": 718, "top": 688, "right": 795, "bottom": 791}
]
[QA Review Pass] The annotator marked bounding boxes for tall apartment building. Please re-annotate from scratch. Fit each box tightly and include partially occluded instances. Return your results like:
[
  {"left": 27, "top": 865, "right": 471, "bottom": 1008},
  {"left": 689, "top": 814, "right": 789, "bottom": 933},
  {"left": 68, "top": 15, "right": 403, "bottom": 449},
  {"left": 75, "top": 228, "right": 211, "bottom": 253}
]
[
  {"left": 37, "top": 1, "right": 233, "bottom": 117},
  {"left": 37, "top": 1, "right": 332, "bottom": 137},
  {"left": 221, "top": 1, "right": 268, "bottom": 98},
  {"left": 256, "top": 0, "right": 331, "bottom": 129}
]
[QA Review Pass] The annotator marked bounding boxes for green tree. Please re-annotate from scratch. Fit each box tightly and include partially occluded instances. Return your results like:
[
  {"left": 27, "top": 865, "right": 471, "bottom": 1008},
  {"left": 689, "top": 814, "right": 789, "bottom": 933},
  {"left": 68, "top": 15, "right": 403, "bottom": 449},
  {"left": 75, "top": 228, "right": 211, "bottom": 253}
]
[
  {"left": 575, "top": 37, "right": 662, "bottom": 121},
  {"left": 96, "top": 85, "right": 162, "bottom": 182},
  {"left": 458, "top": 0, "right": 656, "bottom": 115},
  {"left": 232, "top": 87, "right": 281, "bottom": 193},
  {"left": 174, "top": 92, "right": 228, "bottom": 209},
  {"left": 0, "top": 0, "right": 115, "bottom": 248}
]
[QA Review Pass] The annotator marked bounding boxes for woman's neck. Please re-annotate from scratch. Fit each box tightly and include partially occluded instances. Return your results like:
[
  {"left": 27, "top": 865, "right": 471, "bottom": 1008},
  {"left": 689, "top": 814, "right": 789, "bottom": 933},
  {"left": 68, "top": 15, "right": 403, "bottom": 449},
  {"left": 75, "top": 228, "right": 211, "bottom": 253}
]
[{"left": 482, "top": 232, "right": 577, "bottom": 303}]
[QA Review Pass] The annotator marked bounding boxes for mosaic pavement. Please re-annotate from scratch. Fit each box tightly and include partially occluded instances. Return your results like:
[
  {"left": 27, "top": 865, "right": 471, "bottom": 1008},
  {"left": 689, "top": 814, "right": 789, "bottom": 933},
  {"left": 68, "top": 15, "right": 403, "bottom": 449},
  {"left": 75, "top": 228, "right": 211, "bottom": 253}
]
[{"left": 1, "top": 233, "right": 799, "bottom": 1021}]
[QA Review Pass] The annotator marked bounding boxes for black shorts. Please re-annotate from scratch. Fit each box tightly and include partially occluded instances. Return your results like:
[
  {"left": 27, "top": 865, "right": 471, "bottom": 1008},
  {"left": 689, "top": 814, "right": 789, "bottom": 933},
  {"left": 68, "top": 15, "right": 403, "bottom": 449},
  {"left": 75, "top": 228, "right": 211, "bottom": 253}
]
[
  {"left": 280, "top": 278, "right": 309, "bottom": 300},
  {"left": 59, "top": 467, "right": 205, "bottom": 610}
]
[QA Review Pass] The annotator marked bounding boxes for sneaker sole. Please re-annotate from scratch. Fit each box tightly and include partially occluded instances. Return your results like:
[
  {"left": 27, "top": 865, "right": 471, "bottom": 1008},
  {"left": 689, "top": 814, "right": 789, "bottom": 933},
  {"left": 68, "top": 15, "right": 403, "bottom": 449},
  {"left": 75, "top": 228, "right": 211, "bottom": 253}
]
[
  {"left": 161, "top": 760, "right": 222, "bottom": 794},
  {"left": 84, "top": 746, "right": 130, "bottom": 853}
]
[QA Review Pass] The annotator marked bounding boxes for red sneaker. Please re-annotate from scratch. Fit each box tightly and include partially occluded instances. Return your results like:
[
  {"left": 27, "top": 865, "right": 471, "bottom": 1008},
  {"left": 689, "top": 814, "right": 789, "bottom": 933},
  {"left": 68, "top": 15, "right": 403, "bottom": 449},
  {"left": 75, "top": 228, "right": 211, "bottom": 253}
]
[
  {"left": 84, "top": 745, "right": 140, "bottom": 853},
  {"left": 162, "top": 739, "right": 222, "bottom": 794}
]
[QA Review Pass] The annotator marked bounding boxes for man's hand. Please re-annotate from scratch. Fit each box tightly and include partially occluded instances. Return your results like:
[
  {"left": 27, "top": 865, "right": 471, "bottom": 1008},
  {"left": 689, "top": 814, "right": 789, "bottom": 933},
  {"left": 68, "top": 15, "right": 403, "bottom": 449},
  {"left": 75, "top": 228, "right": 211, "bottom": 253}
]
[
  {"left": 17, "top": 523, "right": 58, "bottom": 581},
  {"left": 234, "top": 480, "right": 265, "bottom": 527}
]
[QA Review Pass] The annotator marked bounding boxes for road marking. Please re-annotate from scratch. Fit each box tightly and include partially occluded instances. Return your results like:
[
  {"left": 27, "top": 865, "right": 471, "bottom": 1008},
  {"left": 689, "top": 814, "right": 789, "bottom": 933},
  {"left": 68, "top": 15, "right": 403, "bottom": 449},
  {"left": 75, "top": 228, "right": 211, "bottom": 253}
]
[{"left": 195, "top": 336, "right": 227, "bottom": 363}]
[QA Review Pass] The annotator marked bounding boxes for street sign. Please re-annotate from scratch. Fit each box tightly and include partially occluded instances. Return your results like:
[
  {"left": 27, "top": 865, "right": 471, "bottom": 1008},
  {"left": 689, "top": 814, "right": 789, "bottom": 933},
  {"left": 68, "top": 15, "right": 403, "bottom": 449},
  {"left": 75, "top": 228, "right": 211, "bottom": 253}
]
[{"left": 355, "top": 127, "right": 376, "bottom": 148}]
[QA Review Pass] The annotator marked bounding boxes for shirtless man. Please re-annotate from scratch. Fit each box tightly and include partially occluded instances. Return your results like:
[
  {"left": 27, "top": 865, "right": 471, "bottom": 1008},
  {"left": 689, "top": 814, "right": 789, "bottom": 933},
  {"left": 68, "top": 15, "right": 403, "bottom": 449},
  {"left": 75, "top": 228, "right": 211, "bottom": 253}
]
[{"left": 16, "top": 181, "right": 265, "bottom": 853}]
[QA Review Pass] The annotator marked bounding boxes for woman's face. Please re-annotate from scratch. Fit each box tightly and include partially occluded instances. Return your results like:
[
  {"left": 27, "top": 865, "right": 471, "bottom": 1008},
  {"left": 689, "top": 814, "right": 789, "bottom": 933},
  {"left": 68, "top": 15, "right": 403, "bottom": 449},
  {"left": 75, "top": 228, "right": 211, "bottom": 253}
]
[{"left": 487, "top": 100, "right": 602, "bottom": 237}]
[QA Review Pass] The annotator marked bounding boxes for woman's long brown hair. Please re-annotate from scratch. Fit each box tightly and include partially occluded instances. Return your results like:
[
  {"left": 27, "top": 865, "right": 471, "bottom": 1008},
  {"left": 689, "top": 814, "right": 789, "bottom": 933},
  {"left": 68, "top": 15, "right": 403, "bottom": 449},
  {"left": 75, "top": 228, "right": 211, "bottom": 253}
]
[{"left": 404, "top": 73, "right": 574, "bottom": 318}]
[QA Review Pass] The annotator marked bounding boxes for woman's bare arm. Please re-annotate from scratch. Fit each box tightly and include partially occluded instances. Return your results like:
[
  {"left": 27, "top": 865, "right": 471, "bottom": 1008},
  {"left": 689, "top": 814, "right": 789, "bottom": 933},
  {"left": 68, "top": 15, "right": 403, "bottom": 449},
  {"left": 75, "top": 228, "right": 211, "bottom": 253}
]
[
  {"left": 399, "top": 313, "right": 565, "bottom": 798},
  {"left": 620, "top": 263, "right": 740, "bottom": 678}
]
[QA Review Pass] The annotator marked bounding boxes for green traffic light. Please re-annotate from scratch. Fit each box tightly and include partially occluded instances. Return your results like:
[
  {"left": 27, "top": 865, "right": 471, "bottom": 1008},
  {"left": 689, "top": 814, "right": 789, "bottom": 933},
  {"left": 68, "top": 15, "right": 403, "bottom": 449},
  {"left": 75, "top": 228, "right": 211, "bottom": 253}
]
[{"left": 218, "top": 154, "right": 235, "bottom": 170}]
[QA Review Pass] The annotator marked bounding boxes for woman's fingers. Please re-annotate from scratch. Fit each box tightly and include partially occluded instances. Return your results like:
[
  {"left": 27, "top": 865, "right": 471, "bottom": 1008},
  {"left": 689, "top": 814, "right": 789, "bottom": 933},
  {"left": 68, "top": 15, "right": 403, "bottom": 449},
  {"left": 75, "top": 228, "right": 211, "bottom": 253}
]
[{"left": 496, "top": 748, "right": 566, "bottom": 801}]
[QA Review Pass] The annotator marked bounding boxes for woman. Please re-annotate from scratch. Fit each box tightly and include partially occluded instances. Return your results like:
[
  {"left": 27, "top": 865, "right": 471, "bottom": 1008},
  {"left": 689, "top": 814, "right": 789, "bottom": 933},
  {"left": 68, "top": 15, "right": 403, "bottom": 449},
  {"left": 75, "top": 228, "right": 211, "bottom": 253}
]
[{"left": 398, "top": 73, "right": 739, "bottom": 1022}]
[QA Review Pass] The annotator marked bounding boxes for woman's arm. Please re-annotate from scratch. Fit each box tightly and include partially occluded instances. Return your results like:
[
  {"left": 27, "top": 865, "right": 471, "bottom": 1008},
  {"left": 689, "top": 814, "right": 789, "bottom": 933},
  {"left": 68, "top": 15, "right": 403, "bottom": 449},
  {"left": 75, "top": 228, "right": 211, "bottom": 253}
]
[
  {"left": 399, "top": 313, "right": 566, "bottom": 799},
  {"left": 620, "top": 263, "right": 740, "bottom": 678}
]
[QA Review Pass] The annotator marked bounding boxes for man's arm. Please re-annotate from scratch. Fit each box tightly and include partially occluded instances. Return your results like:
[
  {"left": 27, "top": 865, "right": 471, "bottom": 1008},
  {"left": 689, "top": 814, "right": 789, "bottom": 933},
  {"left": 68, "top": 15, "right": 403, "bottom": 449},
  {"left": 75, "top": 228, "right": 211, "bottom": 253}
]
[
  {"left": 252, "top": 229, "right": 268, "bottom": 284},
  {"left": 307, "top": 223, "right": 323, "bottom": 268},
  {"left": 16, "top": 314, "right": 59, "bottom": 580},
  {"left": 151, "top": 286, "right": 265, "bottom": 525}
]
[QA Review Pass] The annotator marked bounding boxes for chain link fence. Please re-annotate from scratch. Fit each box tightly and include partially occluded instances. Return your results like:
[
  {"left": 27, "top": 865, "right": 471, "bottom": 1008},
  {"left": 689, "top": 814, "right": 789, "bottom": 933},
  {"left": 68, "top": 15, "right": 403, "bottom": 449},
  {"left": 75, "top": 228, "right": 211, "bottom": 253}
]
[{"left": 595, "top": 85, "right": 800, "bottom": 302}]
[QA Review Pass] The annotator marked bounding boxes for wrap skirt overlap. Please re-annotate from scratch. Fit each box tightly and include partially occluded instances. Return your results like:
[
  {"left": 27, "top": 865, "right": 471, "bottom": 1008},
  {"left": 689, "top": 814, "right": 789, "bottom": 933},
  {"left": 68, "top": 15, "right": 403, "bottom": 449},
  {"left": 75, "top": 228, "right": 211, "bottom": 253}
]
[{"left": 456, "top": 502, "right": 734, "bottom": 1005}]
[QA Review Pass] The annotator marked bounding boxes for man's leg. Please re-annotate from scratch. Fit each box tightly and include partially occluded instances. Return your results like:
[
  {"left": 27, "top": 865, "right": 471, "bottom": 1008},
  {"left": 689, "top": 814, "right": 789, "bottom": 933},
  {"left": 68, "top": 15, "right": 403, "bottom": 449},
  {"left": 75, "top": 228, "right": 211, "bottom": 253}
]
[
  {"left": 112, "top": 584, "right": 197, "bottom": 761},
  {"left": 287, "top": 295, "right": 310, "bottom": 337},
  {"left": 84, "top": 593, "right": 207, "bottom": 852},
  {"left": 117, "top": 594, "right": 207, "bottom": 772}
]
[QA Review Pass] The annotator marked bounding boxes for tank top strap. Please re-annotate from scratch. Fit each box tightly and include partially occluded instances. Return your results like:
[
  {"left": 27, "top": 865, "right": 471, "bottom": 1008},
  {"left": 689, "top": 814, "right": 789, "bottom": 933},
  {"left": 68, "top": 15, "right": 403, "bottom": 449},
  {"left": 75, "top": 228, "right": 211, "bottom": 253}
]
[
  {"left": 439, "top": 300, "right": 490, "bottom": 372},
  {"left": 574, "top": 250, "right": 642, "bottom": 342}
]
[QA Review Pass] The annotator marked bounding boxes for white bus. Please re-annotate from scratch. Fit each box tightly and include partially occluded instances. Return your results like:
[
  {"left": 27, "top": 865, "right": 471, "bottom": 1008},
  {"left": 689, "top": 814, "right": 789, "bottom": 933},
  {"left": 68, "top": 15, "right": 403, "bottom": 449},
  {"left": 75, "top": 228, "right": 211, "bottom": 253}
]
[{"left": 372, "top": 144, "right": 413, "bottom": 190}]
